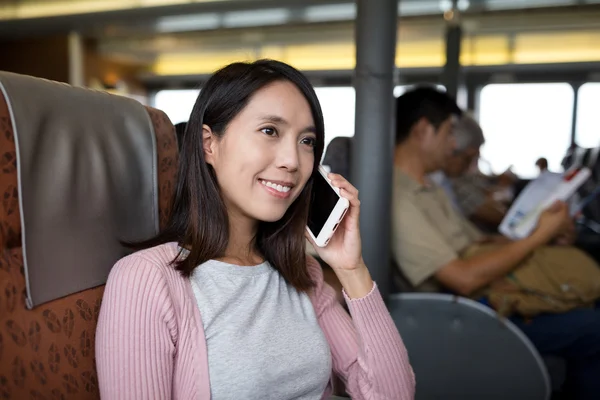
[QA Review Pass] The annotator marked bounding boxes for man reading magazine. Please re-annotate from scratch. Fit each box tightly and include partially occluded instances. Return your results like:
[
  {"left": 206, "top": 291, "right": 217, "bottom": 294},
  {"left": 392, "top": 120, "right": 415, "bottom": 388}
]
[{"left": 392, "top": 87, "right": 600, "bottom": 400}]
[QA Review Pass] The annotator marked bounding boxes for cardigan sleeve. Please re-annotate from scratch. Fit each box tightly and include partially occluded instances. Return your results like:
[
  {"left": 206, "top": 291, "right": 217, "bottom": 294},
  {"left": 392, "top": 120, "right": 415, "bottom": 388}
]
[
  {"left": 95, "top": 255, "right": 178, "bottom": 399},
  {"left": 308, "top": 257, "right": 415, "bottom": 400}
]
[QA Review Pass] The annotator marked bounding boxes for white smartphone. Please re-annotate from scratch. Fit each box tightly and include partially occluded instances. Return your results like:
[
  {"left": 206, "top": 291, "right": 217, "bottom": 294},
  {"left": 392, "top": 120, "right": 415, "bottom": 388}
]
[{"left": 306, "top": 166, "right": 350, "bottom": 247}]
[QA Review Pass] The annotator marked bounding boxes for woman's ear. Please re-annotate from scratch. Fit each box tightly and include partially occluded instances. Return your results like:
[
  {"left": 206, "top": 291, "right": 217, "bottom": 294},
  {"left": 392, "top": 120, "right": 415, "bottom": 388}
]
[{"left": 203, "top": 124, "right": 216, "bottom": 165}]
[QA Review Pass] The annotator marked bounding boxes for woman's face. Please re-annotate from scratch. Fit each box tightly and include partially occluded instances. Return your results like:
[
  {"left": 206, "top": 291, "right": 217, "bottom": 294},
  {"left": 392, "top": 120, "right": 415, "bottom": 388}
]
[{"left": 204, "top": 80, "right": 317, "bottom": 225}]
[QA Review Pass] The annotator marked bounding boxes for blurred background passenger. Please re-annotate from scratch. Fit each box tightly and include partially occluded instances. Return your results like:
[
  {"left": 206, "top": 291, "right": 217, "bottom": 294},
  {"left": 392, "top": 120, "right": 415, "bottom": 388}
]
[
  {"left": 439, "top": 114, "right": 508, "bottom": 231},
  {"left": 536, "top": 157, "right": 549, "bottom": 174}
]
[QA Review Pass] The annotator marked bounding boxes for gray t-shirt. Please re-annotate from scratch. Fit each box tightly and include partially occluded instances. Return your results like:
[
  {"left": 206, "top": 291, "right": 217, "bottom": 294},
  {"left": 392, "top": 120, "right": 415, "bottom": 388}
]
[{"left": 190, "top": 259, "right": 332, "bottom": 400}]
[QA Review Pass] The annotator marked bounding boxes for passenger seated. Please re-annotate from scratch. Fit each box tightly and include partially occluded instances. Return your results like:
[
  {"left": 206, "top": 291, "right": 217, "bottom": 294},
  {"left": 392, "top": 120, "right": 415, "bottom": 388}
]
[
  {"left": 432, "top": 114, "right": 507, "bottom": 231},
  {"left": 392, "top": 87, "right": 600, "bottom": 400},
  {"left": 536, "top": 157, "right": 549, "bottom": 174},
  {"left": 96, "top": 60, "right": 415, "bottom": 400}
]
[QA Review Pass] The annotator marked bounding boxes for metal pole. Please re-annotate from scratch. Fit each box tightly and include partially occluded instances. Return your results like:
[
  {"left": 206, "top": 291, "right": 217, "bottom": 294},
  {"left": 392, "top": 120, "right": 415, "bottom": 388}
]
[
  {"left": 442, "top": 4, "right": 462, "bottom": 99},
  {"left": 68, "top": 31, "right": 84, "bottom": 87},
  {"left": 352, "top": 0, "right": 397, "bottom": 299},
  {"left": 570, "top": 82, "right": 581, "bottom": 147}
]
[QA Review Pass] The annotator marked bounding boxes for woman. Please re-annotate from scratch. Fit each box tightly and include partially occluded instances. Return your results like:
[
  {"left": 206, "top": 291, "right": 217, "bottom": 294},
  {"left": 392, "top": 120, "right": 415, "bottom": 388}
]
[{"left": 96, "top": 60, "right": 415, "bottom": 399}]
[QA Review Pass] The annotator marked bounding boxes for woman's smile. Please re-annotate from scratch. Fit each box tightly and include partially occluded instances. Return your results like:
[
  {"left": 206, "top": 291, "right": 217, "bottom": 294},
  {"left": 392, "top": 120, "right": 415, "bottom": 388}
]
[{"left": 258, "top": 178, "right": 294, "bottom": 199}]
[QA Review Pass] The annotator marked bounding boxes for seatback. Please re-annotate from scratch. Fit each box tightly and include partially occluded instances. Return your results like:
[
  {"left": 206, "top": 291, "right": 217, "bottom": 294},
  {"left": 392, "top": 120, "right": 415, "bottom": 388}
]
[
  {"left": 0, "top": 72, "right": 178, "bottom": 399},
  {"left": 389, "top": 293, "right": 551, "bottom": 400},
  {"left": 563, "top": 145, "right": 600, "bottom": 223},
  {"left": 579, "top": 146, "right": 600, "bottom": 223},
  {"left": 322, "top": 136, "right": 353, "bottom": 180}
]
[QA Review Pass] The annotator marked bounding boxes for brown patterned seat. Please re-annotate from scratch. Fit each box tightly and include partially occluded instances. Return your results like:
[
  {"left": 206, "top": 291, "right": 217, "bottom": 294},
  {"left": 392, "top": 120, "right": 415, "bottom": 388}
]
[{"left": 0, "top": 73, "right": 178, "bottom": 399}]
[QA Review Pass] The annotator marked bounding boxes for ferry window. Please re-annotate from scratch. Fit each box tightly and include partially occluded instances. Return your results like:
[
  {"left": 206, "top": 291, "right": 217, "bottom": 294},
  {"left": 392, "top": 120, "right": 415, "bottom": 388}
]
[
  {"left": 152, "top": 89, "right": 200, "bottom": 124},
  {"left": 152, "top": 87, "right": 358, "bottom": 150},
  {"left": 314, "top": 87, "right": 356, "bottom": 151},
  {"left": 575, "top": 83, "right": 600, "bottom": 148},
  {"left": 153, "top": 85, "right": 447, "bottom": 157},
  {"left": 316, "top": 85, "right": 440, "bottom": 153},
  {"left": 478, "top": 83, "right": 574, "bottom": 178}
]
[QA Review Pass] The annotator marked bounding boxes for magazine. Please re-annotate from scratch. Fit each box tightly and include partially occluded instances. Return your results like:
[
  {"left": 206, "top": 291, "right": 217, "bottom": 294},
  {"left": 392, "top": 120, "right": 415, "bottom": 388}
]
[{"left": 499, "top": 167, "right": 592, "bottom": 239}]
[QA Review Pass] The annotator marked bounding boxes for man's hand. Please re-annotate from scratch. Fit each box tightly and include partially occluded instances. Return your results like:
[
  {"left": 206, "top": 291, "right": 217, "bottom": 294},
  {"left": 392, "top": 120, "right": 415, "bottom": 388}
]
[
  {"left": 532, "top": 201, "right": 571, "bottom": 245},
  {"left": 553, "top": 217, "right": 577, "bottom": 246}
]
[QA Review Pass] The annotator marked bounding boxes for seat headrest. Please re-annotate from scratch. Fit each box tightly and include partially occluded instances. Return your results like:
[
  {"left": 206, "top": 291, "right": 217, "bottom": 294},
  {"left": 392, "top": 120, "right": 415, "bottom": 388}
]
[
  {"left": 323, "top": 136, "right": 353, "bottom": 180},
  {"left": 0, "top": 71, "right": 160, "bottom": 308}
]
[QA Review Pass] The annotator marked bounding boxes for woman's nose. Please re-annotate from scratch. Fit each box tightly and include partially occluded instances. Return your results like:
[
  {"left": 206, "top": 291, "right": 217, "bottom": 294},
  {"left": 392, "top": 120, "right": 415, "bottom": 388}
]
[{"left": 275, "top": 140, "right": 300, "bottom": 171}]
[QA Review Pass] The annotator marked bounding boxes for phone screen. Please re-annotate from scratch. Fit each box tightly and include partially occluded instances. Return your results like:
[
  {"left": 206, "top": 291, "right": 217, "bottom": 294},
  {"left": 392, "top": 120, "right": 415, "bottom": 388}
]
[{"left": 307, "top": 171, "right": 340, "bottom": 237}]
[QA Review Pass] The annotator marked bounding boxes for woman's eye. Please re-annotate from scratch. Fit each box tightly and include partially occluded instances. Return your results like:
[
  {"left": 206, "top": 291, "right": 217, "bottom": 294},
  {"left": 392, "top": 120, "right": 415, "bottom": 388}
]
[
  {"left": 260, "top": 127, "right": 277, "bottom": 136},
  {"left": 301, "top": 137, "right": 317, "bottom": 147}
]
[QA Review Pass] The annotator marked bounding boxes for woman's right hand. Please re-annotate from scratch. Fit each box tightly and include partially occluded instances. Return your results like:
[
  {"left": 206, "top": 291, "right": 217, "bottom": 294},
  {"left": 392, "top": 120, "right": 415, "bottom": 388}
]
[{"left": 533, "top": 201, "right": 571, "bottom": 244}]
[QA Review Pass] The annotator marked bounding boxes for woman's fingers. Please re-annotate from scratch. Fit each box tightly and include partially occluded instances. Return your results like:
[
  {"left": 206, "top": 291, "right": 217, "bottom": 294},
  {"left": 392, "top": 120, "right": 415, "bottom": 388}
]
[
  {"left": 328, "top": 173, "right": 359, "bottom": 197},
  {"left": 326, "top": 174, "right": 360, "bottom": 222},
  {"left": 340, "top": 188, "right": 361, "bottom": 209}
]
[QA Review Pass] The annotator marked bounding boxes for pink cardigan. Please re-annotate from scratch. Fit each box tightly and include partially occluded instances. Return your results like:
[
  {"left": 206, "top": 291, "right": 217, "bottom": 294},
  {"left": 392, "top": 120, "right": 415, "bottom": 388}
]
[{"left": 96, "top": 242, "right": 415, "bottom": 399}]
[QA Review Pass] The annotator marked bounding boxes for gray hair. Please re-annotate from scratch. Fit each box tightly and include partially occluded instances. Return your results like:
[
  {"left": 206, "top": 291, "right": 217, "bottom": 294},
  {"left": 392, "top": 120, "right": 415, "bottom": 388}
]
[{"left": 454, "top": 113, "right": 485, "bottom": 153}]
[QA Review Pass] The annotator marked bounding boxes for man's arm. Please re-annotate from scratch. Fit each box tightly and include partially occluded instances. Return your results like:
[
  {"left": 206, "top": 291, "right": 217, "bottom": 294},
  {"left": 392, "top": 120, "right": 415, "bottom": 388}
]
[
  {"left": 470, "top": 198, "right": 507, "bottom": 228},
  {"left": 434, "top": 234, "right": 545, "bottom": 296},
  {"left": 475, "top": 235, "right": 512, "bottom": 245},
  {"left": 453, "top": 178, "right": 507, "bottom": 229},
  {"left": 553, "top": 217, "right": 577, "bottom": 246},
  {"left": 435, "top": 202, "right": 570, "bottom": 296}
]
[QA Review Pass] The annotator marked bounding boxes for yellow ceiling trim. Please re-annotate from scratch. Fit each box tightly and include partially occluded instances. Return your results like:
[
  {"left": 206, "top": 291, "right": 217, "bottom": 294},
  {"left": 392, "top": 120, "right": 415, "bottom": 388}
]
[
  {"left": 284, "top": 43, "right": 356, "bottom": 70},
  {"left": 396, "top": 40, "right": 445, "bottom": 67},
  {"left": 514, "top": 31, "right": 600, "bottom": 64},
  {"left": 461, "top": 35, "right": 510, "bottom": 66},
  {"left": 153, "top": 51, "right": 257, "bottom": 76},
  {"left": 150, "top": 30, "right": 600, "bottom": 76},
  {"left": 0, "top": 0, "right": 219, "bottom": 19},
  {"left": 152, "top": 41, "right": 447, "bottom": 75}
]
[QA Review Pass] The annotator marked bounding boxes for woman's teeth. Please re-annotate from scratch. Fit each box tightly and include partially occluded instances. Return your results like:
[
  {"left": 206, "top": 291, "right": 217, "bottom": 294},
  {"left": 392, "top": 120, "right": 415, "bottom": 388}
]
[{"left": 260, "top": 180, "right": 291, "bottom": 193}]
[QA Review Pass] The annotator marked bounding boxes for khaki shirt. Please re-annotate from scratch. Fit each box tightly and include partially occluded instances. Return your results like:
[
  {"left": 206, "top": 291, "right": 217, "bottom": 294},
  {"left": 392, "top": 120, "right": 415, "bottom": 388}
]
[{"left": 392, "top": 169, "right": 484, "bottom": 290}]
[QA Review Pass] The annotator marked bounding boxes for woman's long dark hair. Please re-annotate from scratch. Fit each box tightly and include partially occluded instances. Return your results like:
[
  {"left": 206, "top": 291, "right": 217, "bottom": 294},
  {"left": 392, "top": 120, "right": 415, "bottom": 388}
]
[{"left": 139, "top": 60, "right": 325, "bottom": 291}]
